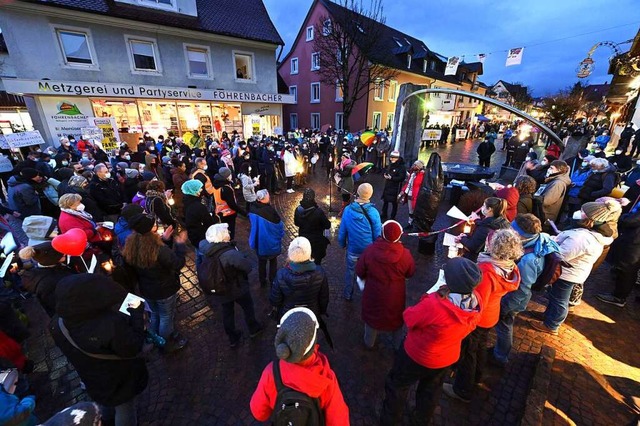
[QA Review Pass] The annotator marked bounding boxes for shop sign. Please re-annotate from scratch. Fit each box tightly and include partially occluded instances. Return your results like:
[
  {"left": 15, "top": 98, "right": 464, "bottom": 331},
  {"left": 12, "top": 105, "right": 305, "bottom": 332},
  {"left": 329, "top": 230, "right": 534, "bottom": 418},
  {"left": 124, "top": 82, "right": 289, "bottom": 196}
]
[
  {"left": 89, "top": 117, "right": 120, "bottom": 151},
  {"left": 421, "top": 129, "right": 442, "bottom": 141},
  {"left": 242, "top": 103, "right": 282, "bottom": 116},
  {"left": 0, "top": 156, "right": 12, "bottom": 173},
  {"left": 3, "top": 79, "right": 296, "bottom": 104},
  {"left": 1, "top": 130, "right": 46, "bottom": 148},
  {"left": 39, "top": 96, "right": 95, "bottom": 145}
]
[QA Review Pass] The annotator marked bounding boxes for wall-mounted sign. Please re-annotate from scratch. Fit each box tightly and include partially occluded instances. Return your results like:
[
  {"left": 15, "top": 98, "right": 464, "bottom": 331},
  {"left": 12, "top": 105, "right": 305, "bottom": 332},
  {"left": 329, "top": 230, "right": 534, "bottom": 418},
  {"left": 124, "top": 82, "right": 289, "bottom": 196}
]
[
  {"left": 3, "top": 79, "right": 296, "bottom": 104},
  {"left": 39, "top": 96, "right": 95, "bottom": 145}
]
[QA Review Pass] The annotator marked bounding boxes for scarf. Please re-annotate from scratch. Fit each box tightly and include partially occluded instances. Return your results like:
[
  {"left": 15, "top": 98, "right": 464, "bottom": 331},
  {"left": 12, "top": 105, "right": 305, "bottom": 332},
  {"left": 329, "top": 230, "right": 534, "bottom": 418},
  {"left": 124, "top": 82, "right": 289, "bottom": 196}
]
[
  {"left": 340, "top": 157, "right": 351, "bottom": 169},
  {"left": 448, "top": 292, "right": 480, "bottom": 312},
  {"left": 61, "top": 208, "right": 95, "bottom": 225},
  {"left": 477, "top": 252, "right": 516, "bottom": 277},
  {"left": 145, "top": 190, "right": 166, "bottom": 202},
  {"left": 288, "top": 260, "right": 317, "bottom": 273}
]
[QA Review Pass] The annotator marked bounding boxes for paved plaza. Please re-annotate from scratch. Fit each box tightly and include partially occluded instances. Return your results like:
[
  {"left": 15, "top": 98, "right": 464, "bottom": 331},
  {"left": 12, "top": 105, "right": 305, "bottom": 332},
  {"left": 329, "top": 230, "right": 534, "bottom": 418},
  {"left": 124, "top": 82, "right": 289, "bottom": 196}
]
[{"left": 23, "top": 140, "right": 640, "bottom": 425}]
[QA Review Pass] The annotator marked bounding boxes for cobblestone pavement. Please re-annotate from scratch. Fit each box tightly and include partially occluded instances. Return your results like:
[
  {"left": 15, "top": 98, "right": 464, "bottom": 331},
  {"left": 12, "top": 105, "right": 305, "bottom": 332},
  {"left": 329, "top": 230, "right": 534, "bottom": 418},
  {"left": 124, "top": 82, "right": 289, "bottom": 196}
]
[{"left": 22, "top": 139, "right": 640, "bottom": 425}]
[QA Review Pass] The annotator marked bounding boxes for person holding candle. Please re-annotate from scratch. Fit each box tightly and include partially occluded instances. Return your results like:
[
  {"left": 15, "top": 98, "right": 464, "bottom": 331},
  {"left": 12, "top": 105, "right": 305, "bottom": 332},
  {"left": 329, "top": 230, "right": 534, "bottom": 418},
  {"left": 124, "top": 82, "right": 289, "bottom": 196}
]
[{"left": 456, "top": 197, "right": 511, "bottom": 262}]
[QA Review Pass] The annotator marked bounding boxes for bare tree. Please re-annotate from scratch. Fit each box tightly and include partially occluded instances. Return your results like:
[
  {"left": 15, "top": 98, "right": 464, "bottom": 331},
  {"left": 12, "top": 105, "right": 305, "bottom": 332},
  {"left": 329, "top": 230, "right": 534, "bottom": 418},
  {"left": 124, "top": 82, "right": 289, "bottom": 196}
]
[
  {"left": 542, "top": 86, "right": 582, "bottom": 123},
  {"left": 313, "top": 0, "right": 398, "bottom": 130}
]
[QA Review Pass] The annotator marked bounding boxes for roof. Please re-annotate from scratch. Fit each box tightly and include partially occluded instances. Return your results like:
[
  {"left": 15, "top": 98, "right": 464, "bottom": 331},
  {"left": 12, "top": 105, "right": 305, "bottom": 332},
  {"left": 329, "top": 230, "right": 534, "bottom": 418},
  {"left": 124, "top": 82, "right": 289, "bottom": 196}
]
[
  {"left": 319, "top": 0, "right": 458, "bottom": 83},
  {"left": 459, "top": 61, "right": 483, "bottom": 75},
  {"left": 494, "top": 80, "right": 529, "bottom": 99},
  {"left": 581, "top": 83, "right": 609, "bottom": 103},
  {"left": 21, "top": 0, "right": 283, "bottom": 45}
]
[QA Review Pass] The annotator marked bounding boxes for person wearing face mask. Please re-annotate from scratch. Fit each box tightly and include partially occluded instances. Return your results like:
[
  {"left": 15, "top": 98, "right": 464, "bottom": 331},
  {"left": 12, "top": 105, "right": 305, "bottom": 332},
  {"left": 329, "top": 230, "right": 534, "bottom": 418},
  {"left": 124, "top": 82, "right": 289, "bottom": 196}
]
[
  {"left": 238, "top": 162, "right": 259, "bottom": 213},
  {"left": 531, "top": 200, "right": 616, "bottom": 335},
  {"left": 578, "top": 158, "right": 619, "bottom": 204},
  {"left": 89, "top": 164, "right": 124, "bottom": 223},
  {"left": 170, "top": 159, "right": 188, "bottom": 218},
  {"left": 527, "top": 154, "right": 556, "bottom": 185},
  {"left": 259, "top": 142, "right": 277, "bottom": 194},
  {"left": 212, "top": 167, "right": 242, "bottom": 240},
  {"left": 537, "top": 160, "right": 571, "bottom": 223},
  {"left": 191, "top": 157, "right": 215, "bottom": 197},
  {"left": 607, "top": 148, "right": 633, "bottom": 173},
  {"left": 58, "top": 193, "right": 102, "bottom": 243},
  {"left": 57, "top": 137, "right": 80, "bottom": 162},
  {"left": 590, "top": 143, "right": 606, "bottom": 159},
  {"left": 564, "top": 149, "right": 590, "bottom": 175},
  {"left": 35, "top": 152, "right": 54, "bottom": 178},
  {"left": 456, "top": 197, "right": 511, "bottom": 261},
  {"left": 380, "top": 151, "right": 406, "bottom": 222},
  {"left": 617, "top": 122, "right": 635, "bottom": 154},
  {"left": 63, "top": 175, "right": 105, "bottom": 221}
]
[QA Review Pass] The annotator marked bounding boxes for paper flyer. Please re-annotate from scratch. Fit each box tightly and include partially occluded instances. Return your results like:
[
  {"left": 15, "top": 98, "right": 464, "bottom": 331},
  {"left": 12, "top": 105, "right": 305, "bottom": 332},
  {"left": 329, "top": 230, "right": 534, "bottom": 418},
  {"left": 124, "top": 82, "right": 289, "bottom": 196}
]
[
  {"left": 119, "top": 293, "right": 146, "bottom": 316},
  {"left": 446, "top": 206, "right": 469, "bottom": 221}
]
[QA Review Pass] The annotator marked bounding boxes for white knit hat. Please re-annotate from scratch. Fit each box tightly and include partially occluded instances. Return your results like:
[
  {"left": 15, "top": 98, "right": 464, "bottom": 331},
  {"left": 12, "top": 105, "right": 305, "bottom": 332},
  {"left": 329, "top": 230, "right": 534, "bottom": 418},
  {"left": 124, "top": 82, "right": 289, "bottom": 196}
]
[
  {"left": 288, "top": 236, "right": 312, "bottom": 263},
  {"left": 205, "top": 223, "right": 230, "bottom": 243}
]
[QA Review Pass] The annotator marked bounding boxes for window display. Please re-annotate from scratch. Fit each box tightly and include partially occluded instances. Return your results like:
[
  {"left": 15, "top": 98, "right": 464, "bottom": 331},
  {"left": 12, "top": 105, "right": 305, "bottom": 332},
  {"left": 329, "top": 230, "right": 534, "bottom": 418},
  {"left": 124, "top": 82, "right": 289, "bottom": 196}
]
[{"left": 91, "top": 100, "right": 141, "bottom": 132}]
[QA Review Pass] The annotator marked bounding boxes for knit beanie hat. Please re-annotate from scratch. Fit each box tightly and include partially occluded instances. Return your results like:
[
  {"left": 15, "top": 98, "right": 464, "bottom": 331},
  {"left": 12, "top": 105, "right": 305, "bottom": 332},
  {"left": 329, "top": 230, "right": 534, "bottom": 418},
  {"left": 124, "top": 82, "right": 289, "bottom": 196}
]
[
  {"left": 288, "top": 237, "right": 312, "bottom": 263},
  {"left": 20, "top": 168, "right": 39, "bottom": 179},
  {"left": 128, "top": 213, "right": 155, "bottom": 234},
  {"left": 382, "top": 220, "right": 403, "bottom": 243},
  {"left": 582, "top": 199, "right": 622, "bottom": 223},
  {"left": 116, "top": 162, "right": 128, "bottom": 171},
  {"left": 205, "top": 223, "right": 230, "bottom": 243},
  {"left": 256, "top": 189, "right": 269, "bottom": 202},
  {"left": 444, "top": 257, "right": 482, "bottom": 294},
  {"left": 125, "top": 168, "right": 139, "bottom": 179},
  {"left": 181, "top": 179, "right": 203, "bottom": 196},
  {"left": 275, "top": 307, "right": 319, "bottom": 363},
  {"left": 413, "top": 160, "right": 425, "bottom": 169},
  {"left": 121, "top": 204, "right": 144, "bottom": 222},
  {"left": 390, "top": 150, "right": 400, "bottom": 158},
  {"left": 30, "top": 241, "right": 64, "bottom": 266},
  {"left": 300, "top": 188, "right": 316, "bottom": 209},
  {"left": 43, "top": 402, "right": 102, "bottom": 426},
  {"left": 219, "top": 167, "right": 232, "bottom": 180},
  {"left": 22, "top": 216, "right": 58, "bottom": 246},
  {"left": 356, "top": 183, "right": 373, "bottom": 203}
]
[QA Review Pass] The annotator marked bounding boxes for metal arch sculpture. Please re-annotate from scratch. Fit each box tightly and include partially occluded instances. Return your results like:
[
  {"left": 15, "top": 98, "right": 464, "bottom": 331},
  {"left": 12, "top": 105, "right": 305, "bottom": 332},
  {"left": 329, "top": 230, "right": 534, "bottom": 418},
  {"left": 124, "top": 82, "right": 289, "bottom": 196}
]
[{"left": 397, "top": 87, "right": 563, "bottom": 146}]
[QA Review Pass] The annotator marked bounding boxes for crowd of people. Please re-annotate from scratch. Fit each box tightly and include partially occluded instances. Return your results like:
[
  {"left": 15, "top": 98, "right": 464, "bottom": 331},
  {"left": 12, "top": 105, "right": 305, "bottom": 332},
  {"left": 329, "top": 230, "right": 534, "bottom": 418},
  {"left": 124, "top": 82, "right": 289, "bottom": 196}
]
[{"left": 0, "top": 119, "right": 637, "bottom": 425}]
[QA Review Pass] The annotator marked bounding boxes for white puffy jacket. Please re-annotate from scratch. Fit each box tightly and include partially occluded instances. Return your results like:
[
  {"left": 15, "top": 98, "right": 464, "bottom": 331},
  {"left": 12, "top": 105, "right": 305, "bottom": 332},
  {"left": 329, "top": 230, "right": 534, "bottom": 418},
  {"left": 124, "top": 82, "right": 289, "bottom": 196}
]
[{"left": 555, "top": 228, "right": 613, "bottom": 284}]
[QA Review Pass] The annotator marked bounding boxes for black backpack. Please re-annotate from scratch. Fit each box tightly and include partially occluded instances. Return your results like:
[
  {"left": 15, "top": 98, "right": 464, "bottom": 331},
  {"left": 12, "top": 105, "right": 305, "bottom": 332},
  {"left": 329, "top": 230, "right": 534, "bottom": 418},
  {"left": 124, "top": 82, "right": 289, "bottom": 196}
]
[
  {"left": 196, "top": 245, "right": 235, "bottom": 295},
  {"left": 272, "top": 360, "right": 324, "bottom": 426}
]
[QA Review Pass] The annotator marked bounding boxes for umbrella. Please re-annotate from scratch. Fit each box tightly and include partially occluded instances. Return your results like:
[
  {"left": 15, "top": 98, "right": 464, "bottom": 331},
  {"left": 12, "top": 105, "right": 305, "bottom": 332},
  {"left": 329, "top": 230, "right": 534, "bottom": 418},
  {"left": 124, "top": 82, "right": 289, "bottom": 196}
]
[
  {"left": 351, "top": 162, "right": 374, "bottom": 176},
  {"left": 360, "top": 131, "right": 376, "bottom": 146}
]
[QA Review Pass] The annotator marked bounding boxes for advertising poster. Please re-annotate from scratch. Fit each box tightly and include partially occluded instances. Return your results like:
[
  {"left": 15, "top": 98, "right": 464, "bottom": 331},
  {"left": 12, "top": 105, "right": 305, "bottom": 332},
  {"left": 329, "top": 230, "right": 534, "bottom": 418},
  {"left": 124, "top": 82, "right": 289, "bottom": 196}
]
[{"left": 39, "top": 96, "right": 94, "bottom": 145}]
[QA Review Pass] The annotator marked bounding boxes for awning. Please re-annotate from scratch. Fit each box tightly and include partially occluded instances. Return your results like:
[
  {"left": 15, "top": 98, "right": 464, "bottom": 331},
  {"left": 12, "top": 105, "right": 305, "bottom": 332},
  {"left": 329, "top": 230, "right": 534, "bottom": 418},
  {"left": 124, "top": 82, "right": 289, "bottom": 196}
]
[{"left": 475, "top": 114, "right": 490, "bottom": 122}]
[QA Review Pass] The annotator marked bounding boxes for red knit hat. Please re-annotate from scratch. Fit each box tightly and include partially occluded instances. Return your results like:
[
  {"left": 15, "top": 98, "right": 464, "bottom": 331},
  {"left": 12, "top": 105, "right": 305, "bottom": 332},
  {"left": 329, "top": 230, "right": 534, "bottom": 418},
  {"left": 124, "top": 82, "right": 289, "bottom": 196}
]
[{"left": 382, "top": 220, "right": 403, "bottom": 243}]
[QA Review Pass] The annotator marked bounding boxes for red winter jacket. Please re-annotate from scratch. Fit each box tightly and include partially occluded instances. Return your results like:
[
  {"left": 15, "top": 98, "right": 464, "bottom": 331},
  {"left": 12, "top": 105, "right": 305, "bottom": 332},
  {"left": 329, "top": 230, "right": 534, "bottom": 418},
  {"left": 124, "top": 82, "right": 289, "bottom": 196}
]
[
  {"left": 356, "top": 238, "right": 416, "bottom": 330},
  {"left": 496, "top": 186, "right": 520, "bottom": 222},
  {"left": 0, "top": 331, "right": 27, "bottom": 370},
  {"left": 475, "top": 261, "right": 521, "bottom": 328},
  {"left": 403, "top": 292, "right": 482, "bottom": 369},
  {"left": 401, "top": 170, "right": 425, "bottom": 210},
  {"left": 58, "top": 211, "right": 101, "bottom": 243},
  {"left": 250, "top": 346, "right": 350, "bottom": 425}
]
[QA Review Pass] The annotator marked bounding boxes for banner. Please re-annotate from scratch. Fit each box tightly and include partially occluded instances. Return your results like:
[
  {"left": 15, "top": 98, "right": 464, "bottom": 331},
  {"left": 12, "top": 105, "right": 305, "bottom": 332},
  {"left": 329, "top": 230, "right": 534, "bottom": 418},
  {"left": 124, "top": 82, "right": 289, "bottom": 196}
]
[
  {"left": 506, "top": 47, "right": 524, "bottom": 66},
  {"left": 444, "top": 56, "right": 460, "bottom": 76},
  {"left": 455, "top": 129, "right": 468, "bottom": 140},
  {"left": 89, "top": 117, "right": 120, "bottom": 151},
  {"left": 477, "top": 53, "right": 486, "bottom": 64},
  {"left": 3, "top": 130, "right": 46, "bottom": 148},
  {"left": 81, "top": 127, "right": 103, "bottom": 140},
  {"left": 421, "top": 129, "right": 442, "bottom": 141}
]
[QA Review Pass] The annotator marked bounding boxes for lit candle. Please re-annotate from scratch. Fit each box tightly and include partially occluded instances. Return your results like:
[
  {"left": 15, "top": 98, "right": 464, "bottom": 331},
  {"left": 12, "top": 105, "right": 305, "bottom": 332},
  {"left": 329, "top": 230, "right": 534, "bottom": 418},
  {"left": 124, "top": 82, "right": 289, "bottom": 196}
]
[
  {"left": 463, "top": 224, "right": 471, "bottom": 234},
  {"left": 168, "top": 198, "right": 175, "bottom": 206},
  {"left": 102, "top": 261, "right": 113, "bottom": 273}
]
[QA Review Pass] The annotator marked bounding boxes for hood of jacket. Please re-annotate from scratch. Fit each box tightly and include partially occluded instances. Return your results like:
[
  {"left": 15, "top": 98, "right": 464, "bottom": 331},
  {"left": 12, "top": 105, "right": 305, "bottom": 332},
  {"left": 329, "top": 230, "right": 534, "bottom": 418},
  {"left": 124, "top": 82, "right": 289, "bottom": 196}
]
[
  {"left": 198, "top": 240, "right": 236, "bottom": 256},
  {"left": 251, "top": 202, "right": 281, "bottom": 224},
  {"left": 531, "top": 232, "right": 560, "bottom": 257},
  {"left": 295, "top": 205, "right": 318, "bottom": 220},
  {"left": 55, "top": 274, "right": 127, "bottom": 323},
  {"left": 7, "top": 175, "right": 29, "bottom": 187},
  {"left": 183, "top": 193, "right": 203, "bottom": 208},
  {"left": 369, "top": 238, "right": 405, "bottom": 263},
  {"left": 545, "top": 169, "right": 571, "bottom": 185},
  {"left": 345, "top": 201, "right": 378, "bottom": 223},
  {"left": 280, "top": 346, "right": 335, "bottom": 398}
]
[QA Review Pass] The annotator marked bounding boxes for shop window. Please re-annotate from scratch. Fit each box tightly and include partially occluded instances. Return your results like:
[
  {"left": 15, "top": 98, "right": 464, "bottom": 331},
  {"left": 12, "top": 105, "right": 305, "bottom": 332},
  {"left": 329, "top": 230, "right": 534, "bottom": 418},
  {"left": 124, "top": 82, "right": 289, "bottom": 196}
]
[
  {"left": 335, "top": 112, "right": 344, "bottom": 130},
  {"left": 311, "top": 113, "right": 320, "bottom": 130},
  {"left": 126, "top": 35, "right": 161, "bottom": 73},
  {"left": 291, "top": 58, "right": 298, "bottom": 75},
  {"left": 372, "top": 112, "right": 382, "bottom": 130},
  {"left": 54, "top": 26, "right": 98, "bottom": 69},
  {"left": 311, "top": 52, "right": 320, "bottom": 71},
  {"left": 91, "top": 100, "right": 142, "bottom": 133},
  {"left": 388, "top": 80, "right": 398, "bottom": 102},
  {"left": 386, "top": 113, "right": 395, "bottom": 130},
  {"left": 311, "top": 83, "right": 320, "bottom": 103},
  {"left": 184, "top": 44, "right": 211, "bottom": 78},
  {"left": 289, "top": 86, "right": 298, "bottom": 103},
  {"left": 306, "top": 26, "right": 314, "bottom": 41},
  {"left": 373, "top": 80, "right": 384, "bottom": 101},
  {"left": 290, "top": 113, "right": 298, "bottom": 130},
  {"left": 234, "top": 51, "right": 254, "bottom": 82}
]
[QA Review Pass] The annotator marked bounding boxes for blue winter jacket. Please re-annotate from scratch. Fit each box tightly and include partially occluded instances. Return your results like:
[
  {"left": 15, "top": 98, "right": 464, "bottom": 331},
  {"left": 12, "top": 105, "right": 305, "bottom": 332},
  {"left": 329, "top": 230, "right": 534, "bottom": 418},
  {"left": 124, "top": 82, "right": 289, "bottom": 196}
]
[
  {"left": 115, "top": 216, "right": 133, "bottom": 249},
  {"left": 249, "top": 207, "right": 284, "bottom": 258},
  {"left": 338, "top": 202, "right": 382, "bottom": 255},
  {"left": 501, "top": 233, "right": 560, "bottom": 314},
  {"left": 568, "top": 168, "right": 592, "bottom": 198},
  {"left": 0, "top": 388, "right": 36, "bottom": 426}
]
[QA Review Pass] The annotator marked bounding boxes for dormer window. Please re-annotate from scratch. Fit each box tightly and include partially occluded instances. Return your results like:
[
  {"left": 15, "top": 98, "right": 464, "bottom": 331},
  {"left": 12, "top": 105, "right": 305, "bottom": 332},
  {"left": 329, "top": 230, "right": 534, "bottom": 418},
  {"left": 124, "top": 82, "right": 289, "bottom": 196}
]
[
  {"left": 407, "top": 54, "right": 412, "bottom": 69},
  {"left": 138, "top": 0, "right": 177, "bottom": 12},
  {"left": 430, "top": 61, "right": 436, "bottom": 71},
  {"left": 423, "top": 60, "right": 427, "bottom": 73}
]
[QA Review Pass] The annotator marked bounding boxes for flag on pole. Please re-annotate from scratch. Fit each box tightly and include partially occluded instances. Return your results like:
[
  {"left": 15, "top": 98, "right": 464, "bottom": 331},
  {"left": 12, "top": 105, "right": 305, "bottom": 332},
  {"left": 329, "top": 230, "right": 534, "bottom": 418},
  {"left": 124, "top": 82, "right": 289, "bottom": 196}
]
[
  {"left": 506, "top": 48, "right": 524, "bottom": 66},
  {"left": 477, "top": 53, "right": 486, "bottom": 64},
  {"left": 445, "top": 56, "right": 460, "bottom": 76}
]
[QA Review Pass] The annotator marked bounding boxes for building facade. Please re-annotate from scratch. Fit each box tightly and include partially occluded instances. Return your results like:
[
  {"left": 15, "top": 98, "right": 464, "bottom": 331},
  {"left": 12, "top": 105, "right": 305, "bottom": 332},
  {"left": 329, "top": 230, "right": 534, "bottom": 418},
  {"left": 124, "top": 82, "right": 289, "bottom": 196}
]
[
  {"left": 278, "top": 0, "right": 486, "bottom": 133},
  {"left": 0, "top": 0, "right": 293, "bottom": 146}
]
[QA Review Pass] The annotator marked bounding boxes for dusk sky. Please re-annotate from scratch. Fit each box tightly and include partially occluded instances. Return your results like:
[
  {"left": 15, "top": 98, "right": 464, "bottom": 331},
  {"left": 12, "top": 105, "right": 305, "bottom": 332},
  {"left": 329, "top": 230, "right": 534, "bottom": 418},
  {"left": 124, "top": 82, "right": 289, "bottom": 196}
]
[{"left": 264, "top": 0, "right": 640, "bottom": 96}]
